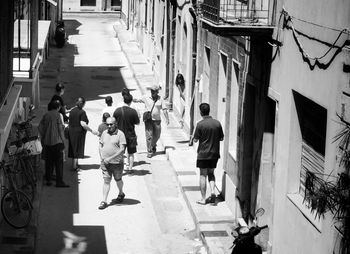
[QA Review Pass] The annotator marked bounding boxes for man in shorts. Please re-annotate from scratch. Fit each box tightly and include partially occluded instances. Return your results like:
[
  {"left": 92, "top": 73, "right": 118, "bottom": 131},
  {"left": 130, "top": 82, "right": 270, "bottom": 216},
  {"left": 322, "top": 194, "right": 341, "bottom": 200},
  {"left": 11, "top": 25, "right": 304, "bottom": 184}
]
[
  {"left": 113, "top": 93, "right": 140, "bottom": 172},
  {"left": 193, "top": 103, "right": 224, "bottom": 205},
  {"left": 98, "top": 117, "right": 126, "bottom": 210}
]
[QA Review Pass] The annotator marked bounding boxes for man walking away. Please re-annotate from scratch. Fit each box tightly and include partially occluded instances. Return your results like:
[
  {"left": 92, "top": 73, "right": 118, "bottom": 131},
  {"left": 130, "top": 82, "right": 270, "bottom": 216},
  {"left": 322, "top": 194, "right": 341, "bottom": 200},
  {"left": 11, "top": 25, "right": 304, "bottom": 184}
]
[
  {"left": 113, "top": 93, "right": 140, "bottom": 172},
  {"left": 38, "top": 100, "right": 69, "bottom": 187},
  {"left": 98, "top": 117, "right": 126, "bottom": 209},
  {"left": 193, "top": 103, "right": 224, "bottom": 205}
]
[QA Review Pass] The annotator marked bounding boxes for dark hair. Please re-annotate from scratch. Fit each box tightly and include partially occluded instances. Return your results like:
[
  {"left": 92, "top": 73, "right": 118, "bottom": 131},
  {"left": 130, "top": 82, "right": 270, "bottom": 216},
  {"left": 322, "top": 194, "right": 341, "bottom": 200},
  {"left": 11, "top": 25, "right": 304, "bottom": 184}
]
[
  {"left": 48, "top": 100, "right": 61, "bottom": 110},
  {"left": 122, "top": 88, "right": 130, "bottom": 96},
  {"left": 76, "top": 97, "right": 86, "bottom": 108},
  {"left": 55, "top": 82, "right": 65, "bottom": 93},
  {"left": 102, "top": 112, "right": 110, "bottom": 122},
  {"left": 105, "top": 96, "right": 113, "bottom": 105},
  {"left": 199, "top": 103, "right": 210, "bottom": 116},
  {"left": 123, "top": 93, "right": 133, "bottom": 104}
]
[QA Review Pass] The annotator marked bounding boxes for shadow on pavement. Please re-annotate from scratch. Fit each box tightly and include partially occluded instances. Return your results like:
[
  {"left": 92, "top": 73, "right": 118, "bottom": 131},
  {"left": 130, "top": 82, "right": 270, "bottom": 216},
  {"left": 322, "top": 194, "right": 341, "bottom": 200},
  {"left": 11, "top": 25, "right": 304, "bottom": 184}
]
[
  {"left": 108, "top": 198, "right": 141, "bottom": 207},
  {"left": 133, "top": 160, "right": 149, "bottom": 167},
  {"left": 79, "top": 164, "right": 101, "bottom": 171},
  {"left": 123, "top": 169, "right": 151, "bottom": 176}
]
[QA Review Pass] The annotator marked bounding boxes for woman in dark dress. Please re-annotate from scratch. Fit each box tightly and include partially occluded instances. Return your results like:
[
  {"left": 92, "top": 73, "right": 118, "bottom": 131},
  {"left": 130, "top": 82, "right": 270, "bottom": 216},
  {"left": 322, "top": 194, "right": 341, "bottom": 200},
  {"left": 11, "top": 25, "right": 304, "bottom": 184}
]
[{"left": 68, "top": 97, "right": 98, "bottom": 170}]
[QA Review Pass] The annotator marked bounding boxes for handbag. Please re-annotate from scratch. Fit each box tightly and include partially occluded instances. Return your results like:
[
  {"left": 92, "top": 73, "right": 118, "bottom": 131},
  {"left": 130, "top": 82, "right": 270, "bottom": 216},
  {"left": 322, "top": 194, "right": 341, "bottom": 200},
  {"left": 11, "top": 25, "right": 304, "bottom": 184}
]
[{"left": 142, "top": 99, "right": 157, "bottom": 122}]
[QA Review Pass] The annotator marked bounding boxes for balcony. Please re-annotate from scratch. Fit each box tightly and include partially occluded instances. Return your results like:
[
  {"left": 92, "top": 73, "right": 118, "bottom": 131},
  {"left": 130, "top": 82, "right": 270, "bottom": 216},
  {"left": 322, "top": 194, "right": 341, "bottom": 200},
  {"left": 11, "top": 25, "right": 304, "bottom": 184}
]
[{"left": 201, "top": 0, "right": 273, "bottom": 27}]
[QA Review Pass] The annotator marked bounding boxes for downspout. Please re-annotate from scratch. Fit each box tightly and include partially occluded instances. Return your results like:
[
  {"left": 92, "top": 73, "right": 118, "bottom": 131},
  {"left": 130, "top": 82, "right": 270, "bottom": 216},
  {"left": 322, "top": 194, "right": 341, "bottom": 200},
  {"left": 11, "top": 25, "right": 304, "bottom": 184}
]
[
  {"left": 165, "top": 0, "right": 171, "bottom": 102},
  {"left": 127, "top": 0, "right": 130, "bottom": 30},
  {"left": 189, "top": 6, "right": 197, "bottom": 136},
  {"left": 168, "top": 1, "right": 177, "bottom": 108}
]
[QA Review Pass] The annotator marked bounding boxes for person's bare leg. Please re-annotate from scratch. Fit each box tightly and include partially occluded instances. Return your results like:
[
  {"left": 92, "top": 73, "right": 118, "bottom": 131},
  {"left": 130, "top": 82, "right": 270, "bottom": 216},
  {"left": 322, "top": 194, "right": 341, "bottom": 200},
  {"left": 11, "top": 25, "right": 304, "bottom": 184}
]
[
  {"left": 208, "top": 168, "right": 216, "bottom": 195},
  {"left": 116, "top": 179, "right": 124, "bottom": 196},
  {"left": 102, "top": 180, "right": 110, "bottom": 203},
  {"left": 197, "top": 168, "right": 207, "bottom": 205},
  {"left": 128, "top": 153, "right": 135, "bottom": 171}
]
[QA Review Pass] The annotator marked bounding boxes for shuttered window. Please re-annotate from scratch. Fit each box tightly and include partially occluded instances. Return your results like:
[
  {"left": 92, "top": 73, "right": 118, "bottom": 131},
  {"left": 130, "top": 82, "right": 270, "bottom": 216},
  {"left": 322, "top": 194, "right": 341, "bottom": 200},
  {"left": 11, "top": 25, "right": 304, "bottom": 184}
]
[
  {"left": 293, "top": 90, "right": 327, "bottom": 198},
  {"left": 299, "top": 140, "right": 325, "bottom": 196}
]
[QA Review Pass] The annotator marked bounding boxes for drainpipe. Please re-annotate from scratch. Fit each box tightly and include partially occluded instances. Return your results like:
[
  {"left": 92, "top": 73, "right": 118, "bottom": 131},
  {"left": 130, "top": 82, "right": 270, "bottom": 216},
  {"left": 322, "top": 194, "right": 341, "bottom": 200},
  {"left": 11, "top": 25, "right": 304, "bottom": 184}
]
[
  {"left": 165, "top": 0, "right": 171, "bottom": 103},
  {"left": 126, "top": 0, "right": 130, "bottom": 30},
  {"left": 189, "top": 6, "right": 197, "bottom": 136},
  {"left": 168, "top": 1, "right": 177, "bottom": 109}
]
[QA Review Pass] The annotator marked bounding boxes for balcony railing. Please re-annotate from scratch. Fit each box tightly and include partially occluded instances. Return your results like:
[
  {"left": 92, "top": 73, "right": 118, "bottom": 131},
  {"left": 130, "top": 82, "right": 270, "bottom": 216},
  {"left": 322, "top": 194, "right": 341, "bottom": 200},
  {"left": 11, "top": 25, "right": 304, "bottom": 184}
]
[{"left": 201, "top": 0, "right": 272, "bottom": 26}]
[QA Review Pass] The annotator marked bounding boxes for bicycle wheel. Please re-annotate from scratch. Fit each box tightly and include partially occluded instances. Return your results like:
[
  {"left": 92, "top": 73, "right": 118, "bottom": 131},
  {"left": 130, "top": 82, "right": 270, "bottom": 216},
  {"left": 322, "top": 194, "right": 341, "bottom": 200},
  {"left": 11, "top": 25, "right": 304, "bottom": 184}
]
[
  {"left": 1, "top": 190, "right": 32, "bottom": 229},
  {"left": 14, "top": 169, "right": 35, "bottom": 202}
]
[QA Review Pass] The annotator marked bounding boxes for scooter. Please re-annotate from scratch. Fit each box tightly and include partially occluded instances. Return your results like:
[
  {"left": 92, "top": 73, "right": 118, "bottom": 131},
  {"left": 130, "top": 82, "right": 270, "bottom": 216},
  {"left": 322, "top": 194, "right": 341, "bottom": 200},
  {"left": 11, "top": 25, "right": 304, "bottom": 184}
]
[
  {"left": 54, "top": 21, "right": 67, "bottom": 48},
  {"left": 231, "top": 208, "right": 268, "bottom": 254}
]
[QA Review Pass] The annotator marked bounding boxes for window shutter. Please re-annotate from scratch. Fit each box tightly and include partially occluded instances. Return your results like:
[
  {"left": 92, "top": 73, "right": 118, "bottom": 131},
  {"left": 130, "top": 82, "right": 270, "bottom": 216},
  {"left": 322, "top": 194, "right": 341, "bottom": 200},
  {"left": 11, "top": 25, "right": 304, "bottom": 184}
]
[{"left": 299, "top": 140, "right": 325, "bottom": 196}]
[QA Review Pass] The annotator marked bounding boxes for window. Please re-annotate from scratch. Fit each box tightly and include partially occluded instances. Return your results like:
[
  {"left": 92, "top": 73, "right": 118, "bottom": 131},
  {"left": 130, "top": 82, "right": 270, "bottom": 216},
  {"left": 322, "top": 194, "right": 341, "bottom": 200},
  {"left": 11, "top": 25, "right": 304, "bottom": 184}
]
[
  {"left": 80, "top": 0, "right": 96, "bottom": 7},
  {"left": 293, "top": 91, "right": 327, "bottom": 199}
]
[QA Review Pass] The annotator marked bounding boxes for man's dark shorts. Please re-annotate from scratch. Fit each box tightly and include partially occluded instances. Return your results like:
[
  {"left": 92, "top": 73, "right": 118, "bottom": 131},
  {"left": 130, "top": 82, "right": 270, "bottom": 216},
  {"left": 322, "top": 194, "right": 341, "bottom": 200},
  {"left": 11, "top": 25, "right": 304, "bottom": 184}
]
[
  {"left": 126, "top": 136, "right": 137, "bottom": 154},
  {"left": 196, "top": 159, "right": 218, "bottom": 169}
]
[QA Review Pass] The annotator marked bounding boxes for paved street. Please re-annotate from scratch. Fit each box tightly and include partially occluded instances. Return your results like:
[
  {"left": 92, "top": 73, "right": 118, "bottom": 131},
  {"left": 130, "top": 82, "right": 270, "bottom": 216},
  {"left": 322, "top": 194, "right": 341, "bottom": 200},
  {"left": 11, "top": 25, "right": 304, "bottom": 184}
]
[{"left": 34, "top": 13, "right": 203, "bottom": 254}]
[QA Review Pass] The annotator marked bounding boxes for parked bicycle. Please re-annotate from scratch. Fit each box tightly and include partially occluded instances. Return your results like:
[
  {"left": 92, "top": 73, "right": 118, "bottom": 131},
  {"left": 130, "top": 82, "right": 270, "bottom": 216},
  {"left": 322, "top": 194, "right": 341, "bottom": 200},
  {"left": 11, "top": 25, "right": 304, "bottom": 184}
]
[
  {"left": 6, "top": 149, "right": 37, "bottom": 202},
  {"left": 0, "top": 160, "right": 33, "bottom": 229},
  {"left": 5, "top": 110, "right": 40, "bottom": 201}
]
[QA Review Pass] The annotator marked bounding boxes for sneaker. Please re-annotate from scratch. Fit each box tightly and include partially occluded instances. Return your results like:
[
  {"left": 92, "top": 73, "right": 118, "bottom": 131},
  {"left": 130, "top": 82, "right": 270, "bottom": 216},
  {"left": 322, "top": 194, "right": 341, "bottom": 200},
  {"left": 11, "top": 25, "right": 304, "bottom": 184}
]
[
  {"left": 147, "top": 153, "right": 152, "bottom": 158},
  {"left": 152, "top": 146, "right": 156, "bottom": 154}
]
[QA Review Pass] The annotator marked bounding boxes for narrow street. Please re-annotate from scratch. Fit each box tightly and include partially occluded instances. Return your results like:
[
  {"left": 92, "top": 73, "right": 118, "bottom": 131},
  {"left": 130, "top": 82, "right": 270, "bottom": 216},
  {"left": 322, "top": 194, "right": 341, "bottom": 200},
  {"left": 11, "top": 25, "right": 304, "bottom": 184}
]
[{"left": 35, "top": 13, "right": 202, "bottom": 254}]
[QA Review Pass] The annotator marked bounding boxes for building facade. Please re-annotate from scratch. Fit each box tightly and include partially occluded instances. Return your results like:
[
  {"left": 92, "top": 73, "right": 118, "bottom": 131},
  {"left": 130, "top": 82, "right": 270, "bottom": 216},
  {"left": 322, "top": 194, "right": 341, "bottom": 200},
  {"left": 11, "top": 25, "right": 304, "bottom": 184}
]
[
  {"left": 268, "top": 1, "right": 350, "bottom": 253},
  {"left": 118, "top": 0, "right": 350, "bottom": 252},
  {"left": 63, "top": 0, "right": 121, "bottom": 12}
]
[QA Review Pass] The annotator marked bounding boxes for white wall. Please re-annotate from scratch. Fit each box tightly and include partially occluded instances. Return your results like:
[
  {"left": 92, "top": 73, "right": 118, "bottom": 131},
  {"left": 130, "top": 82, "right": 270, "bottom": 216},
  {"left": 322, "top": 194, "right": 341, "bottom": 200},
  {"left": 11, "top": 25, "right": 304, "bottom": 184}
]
[{"left": 269, "top": 0, "right": 350, "bottom": 253}]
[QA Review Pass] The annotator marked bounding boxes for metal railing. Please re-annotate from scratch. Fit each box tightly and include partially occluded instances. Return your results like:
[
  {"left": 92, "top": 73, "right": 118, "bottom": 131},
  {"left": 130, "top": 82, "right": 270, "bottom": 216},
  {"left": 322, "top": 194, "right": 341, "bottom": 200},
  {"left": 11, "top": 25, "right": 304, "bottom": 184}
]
[{"left": 201, "top": 0, "right": 271, "bottom": 25}]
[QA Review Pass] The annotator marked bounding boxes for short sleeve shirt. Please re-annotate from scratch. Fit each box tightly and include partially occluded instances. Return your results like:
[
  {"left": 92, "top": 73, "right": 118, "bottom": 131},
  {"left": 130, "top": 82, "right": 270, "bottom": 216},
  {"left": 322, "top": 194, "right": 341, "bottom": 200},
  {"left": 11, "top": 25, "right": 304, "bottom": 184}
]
[
  {"left": 102, "top": 106, "right": 116, "bottom": 118},
  {"left": 113, "top": 106, "right": 140, "bottom": 138},
  {"left": 142, "top": 95, "right": 166, "bottom": 121},
  {"left": 99, "top": 129, "right": 126, "bottom": 164},
  {"left": 193, "top": 116, "right": 224, "bottom": 160},
  {"left": 38, "top": 110, "right": 63, "bottom": 146}
]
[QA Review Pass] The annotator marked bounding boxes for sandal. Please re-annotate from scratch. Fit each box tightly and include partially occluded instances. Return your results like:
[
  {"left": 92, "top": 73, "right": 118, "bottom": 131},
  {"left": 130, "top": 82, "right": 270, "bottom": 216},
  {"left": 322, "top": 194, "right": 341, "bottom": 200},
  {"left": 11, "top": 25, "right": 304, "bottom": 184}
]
[
  {"left": 113, "top": 193, "right": 125, "bottom": 203},
  {"left": 98, "top": 201, "right": 108, "bottom": 210}
]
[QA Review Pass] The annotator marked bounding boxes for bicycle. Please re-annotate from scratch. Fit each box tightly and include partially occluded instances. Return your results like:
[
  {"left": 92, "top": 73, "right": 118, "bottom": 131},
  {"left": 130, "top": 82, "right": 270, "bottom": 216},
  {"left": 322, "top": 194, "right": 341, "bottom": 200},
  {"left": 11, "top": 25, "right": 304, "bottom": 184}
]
[
  {"left": 6, "top": 148, "right": 37, "bottom": 202},
  {"left": 0, "top": 160, "right": 33, "bottom": 229}
]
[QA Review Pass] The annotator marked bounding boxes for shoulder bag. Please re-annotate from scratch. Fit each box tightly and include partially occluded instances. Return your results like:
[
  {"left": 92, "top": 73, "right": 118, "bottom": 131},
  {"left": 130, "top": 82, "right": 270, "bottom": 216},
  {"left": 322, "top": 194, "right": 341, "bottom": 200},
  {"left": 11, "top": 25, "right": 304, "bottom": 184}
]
[{"left": 142, "top": 99, "right": 157, "bottom": 122}]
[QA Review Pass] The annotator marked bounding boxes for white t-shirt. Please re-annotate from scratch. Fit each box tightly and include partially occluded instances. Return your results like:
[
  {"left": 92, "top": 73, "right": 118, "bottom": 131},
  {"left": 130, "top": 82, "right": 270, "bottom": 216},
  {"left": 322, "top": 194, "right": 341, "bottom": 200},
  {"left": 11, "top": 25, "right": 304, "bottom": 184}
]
[
  {"left": 141, "top": 96, "right": 166, "bottom": 121},
  {"left": 102, "top": 106, "right": 116, "bottom": 118}
]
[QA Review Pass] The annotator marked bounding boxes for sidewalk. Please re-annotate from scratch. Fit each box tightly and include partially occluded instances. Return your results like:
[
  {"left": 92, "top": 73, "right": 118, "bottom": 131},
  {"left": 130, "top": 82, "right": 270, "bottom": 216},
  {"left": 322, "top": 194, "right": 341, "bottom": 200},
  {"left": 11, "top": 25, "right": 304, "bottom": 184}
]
[{"left": 113, "top": 21, "right": 235, "bottom": 254}]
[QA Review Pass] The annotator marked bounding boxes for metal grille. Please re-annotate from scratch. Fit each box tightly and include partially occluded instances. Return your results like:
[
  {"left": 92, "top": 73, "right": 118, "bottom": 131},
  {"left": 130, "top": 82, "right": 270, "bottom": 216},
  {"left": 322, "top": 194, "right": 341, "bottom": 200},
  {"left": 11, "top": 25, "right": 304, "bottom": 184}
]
[{"left": 201, "top": 0, "right": 270, "bottom": 25}]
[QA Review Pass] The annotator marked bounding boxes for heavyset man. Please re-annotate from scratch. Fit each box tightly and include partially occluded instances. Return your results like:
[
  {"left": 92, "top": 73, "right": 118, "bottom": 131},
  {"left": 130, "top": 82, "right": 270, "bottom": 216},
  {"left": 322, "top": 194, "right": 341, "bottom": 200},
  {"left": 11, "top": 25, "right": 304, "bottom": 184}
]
[{"left": 98, "top": 117, "right": 126, "bottom": 210}]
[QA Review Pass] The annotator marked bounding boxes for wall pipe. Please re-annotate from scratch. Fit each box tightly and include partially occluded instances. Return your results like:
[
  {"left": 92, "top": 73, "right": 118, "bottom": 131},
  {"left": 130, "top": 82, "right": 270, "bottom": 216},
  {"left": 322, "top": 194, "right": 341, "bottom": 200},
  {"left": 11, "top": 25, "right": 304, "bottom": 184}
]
[{"left": 189, "top": 5, "right": 197, "bottom": 136}]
